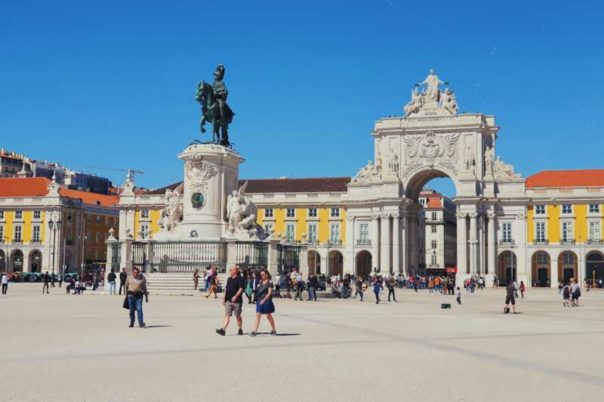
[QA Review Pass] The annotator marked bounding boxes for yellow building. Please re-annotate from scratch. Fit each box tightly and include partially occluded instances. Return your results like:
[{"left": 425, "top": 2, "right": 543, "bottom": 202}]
[
  {"left": 0, "top": 177, "right": 119, "bottom": 275},
  {"left": 524, "top": 170, "right": 604, "bottom": 287}
]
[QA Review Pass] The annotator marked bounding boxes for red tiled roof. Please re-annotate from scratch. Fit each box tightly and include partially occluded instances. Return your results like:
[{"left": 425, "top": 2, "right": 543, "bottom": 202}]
[
  {"left": 146, "top": 177, "right": 351, "bottom": 195},
  {"left": 527, "top": 170, "right": 604, "bottom": 188},
  {"left": 0, "top": 177, "right": 118, "bottom": 207},
  {"left": 0, "top": 177, "right": 51, "bottom": 196},
  {"left": 59, "top": 188, "right": 119, "bottom": 207}
]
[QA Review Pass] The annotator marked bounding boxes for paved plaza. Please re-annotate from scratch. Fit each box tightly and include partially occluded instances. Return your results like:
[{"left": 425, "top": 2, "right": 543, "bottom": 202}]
[{"left": 1, "top": 285, "right": 603, "bottom": 402}]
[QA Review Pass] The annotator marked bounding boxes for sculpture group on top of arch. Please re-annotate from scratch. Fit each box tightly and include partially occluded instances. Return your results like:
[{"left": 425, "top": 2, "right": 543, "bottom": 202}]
[{"left": 404, "top": 69, "right": 458, "bottom": 118}]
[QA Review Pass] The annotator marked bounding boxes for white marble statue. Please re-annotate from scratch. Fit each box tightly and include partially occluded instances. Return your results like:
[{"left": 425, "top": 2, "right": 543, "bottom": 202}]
[
  {"left": 484, "top": 146, "right": 495, "bottom": 176},
  {"left": 226, "top": 181, "right": 263, "bottom": 237},
  {"left": 494, "top": 156, "right": 521, "bottom": 179},
  {"left": 418, "top": 69, "right": 445, "bottom": 101},
  {"left": 464, "top": 145, "right": 475, "bottom": 171},
  {"left": 441, "top": 88, "right": 458, "bottom": 115},
  {"left": 352, "top": 160, "right": 381, "bottom": 183},
  {"left": 403, "top": 87, "right": 423, "bottom": 117},
  {"left": 159, "top": 186, "right": 183, "bottom": 232}
]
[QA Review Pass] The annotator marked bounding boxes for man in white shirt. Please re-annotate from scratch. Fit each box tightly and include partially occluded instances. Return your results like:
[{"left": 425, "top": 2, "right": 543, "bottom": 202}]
[{"left": 1, "top": 273, "right": 8, "bottom": 295}]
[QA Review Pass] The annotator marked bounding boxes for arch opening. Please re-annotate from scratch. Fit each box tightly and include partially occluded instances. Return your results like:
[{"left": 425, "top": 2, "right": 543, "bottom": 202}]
[
  {"left": 29, "top": 250, "right": 43, "bottom": 273},
  {"left": 531, "top": 251, "right": 550, "bottom": 287},
  {"left": 497, "top": 251, "right": 517, "bottom": 285},
  {"left": 355, "top": 250, "right": 372, "bottom": 278},
  {"left": 10, "top": 250, "right": 24, "bottom": 272},
  {"left": 585, "top": 251, "right": 604, "bottom": 288},
  {"left": 328, "top": 250, "right": 343, "bottom": 277},
  {"left": 558, "top": 251, "right": 577, "bottom": 285},
  {"left": 307, "top": 250, "right": 321, "bottom": 276}
]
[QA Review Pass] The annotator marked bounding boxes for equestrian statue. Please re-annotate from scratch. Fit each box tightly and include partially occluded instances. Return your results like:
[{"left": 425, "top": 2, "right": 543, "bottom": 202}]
[{"left": 195, "top": 64, "right": 235, "bottom": 146}]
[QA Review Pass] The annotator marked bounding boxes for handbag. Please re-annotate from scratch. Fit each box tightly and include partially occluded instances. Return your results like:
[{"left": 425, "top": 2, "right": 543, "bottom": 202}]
[{"left": 123, "top": 295, "right": 130, "bottom": 310}]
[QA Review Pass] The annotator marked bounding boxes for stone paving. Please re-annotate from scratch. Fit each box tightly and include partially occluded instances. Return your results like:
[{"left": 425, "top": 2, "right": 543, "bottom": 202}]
[{"left": 1, "top": 284, "right": 603, "bottom": 402}]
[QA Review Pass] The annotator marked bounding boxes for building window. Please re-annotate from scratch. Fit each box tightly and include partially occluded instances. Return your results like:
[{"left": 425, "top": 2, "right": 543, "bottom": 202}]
[
  {"left": 33, "top": 210, "right": 41, "bottom": 219},
  {"left": 0, "top": 225, "right": 3, "bottom": 241},
  {"left": 141, "top": 209, "right": 149, "bottom": 219},
  {"left": 286, "top": 208, "right": 295, "bottom": 218},
  {"left": 535, "top": 222, "right": 546, "bottom": 242},
  {"left": 14, "top": 225, "right": 22, "bottom": 242},
  {"left": 96, "top": 232, "right": 101, "bottom": 244},
  {"left": 589, "top": 204, "right": 600, "bottom": 214},
  {"left": 562, "top": 252, "right": 575, "bottom": 265},
  {"left": 264, "top": 223, "right": 273, "bottom": 234},
  {"left": 285, "top": 223, "right": 295, "bottom": 242},
  {"left": 264, "top": 208, "right": 274, "bottom": 218},
  {"left": 431, "top": 212, "right": 437, "bottom": 221},
  {"left": 0, "top": 211, "right": 4, "bottom": 219},
  {"left": 431, "top": 253, "right": 437, "bottom": 265},
  {"left": 589, "top": 221, "right": 601, "bottom": 241},
  {"left": 431, "top": 225, "right": 437, "bottom": 233},
  {"left": 96, "top": 215, "right": 101, "bottom": 223},
  {"left": 140, "top": 224, "right": 149, "bottom": 239},
  {"left": 330, "top": 223, "right": 340, "bottom": 242},
  {"left": 502, "top": 222, "right": 512, "bottom": 242},
  {"left": 32, "top": 225, "right": 41, "bottom": 242},
  {"left": 562, "top": 222, "right": 573, "bottom": 242},
  {"left": 308, "top": 223, "right": 318, "bottom": 243},
  {"left": 535, "top": 205, "right": 545, "bottom": 215},
  {"left": 308, "top": 208, "right": 317, "bottom": 218},
  {"left": 330, "top": 208, "right": 340, "bottom": 218},
  {"left": 359, "top": 223, "right": 369, "bottom": 243},
  {"left": 15, "top": 210, "right": 23, "bottom": 220},
  {"left": 431, "top": 240, "right": 437, "bottom": 249},
  {"left": 562, "top": 204, "right": 572, "bottom": 214}
]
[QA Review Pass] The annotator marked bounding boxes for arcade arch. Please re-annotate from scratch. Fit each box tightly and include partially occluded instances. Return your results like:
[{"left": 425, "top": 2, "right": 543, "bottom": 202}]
[
  {"left": 355, "top": 250, "right": 372, "bottom": 278},
  {"left": 531, "top": 251, "right": 550, "bottom": 287},
  {"left": 307, "top": 250, "right": 321, "bottom": 276},
  {"left": 558, "top": 251, "right": 577, "bottom": 284},
  {"left": 328, "top": 250, "right": 343, "bottom": 277}
]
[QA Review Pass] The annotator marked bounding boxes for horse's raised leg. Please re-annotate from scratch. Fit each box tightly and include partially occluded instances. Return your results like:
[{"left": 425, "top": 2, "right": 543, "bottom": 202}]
[{"left": 200, "top": 118, "right": 206, "bottom": 133}]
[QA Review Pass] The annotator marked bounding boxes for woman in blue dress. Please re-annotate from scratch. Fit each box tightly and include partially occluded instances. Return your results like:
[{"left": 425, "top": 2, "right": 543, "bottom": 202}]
[{"left": 250, "top": 269, "right": 277, "bottom": 336}]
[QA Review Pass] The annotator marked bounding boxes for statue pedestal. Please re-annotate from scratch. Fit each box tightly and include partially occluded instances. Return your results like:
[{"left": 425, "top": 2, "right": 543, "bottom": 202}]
[{"left": 175, "top": 143, "right": 244, "bottom": 241}]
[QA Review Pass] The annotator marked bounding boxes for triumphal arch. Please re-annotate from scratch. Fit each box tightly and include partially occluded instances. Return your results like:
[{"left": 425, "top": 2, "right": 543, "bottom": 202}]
[{"left": 347, "top": 70, "right": 527, "bottom": 284}]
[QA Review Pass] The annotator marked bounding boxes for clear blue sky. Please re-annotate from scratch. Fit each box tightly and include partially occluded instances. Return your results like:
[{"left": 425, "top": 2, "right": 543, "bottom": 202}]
[{"left": 1, "top": 0, "right": 603, "bottom": 196}]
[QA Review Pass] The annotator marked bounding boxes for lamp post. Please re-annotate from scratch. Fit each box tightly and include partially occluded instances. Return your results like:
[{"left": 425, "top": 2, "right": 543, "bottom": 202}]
[{"left": 48, "top": 211, "right": 61, "bottom": 275}]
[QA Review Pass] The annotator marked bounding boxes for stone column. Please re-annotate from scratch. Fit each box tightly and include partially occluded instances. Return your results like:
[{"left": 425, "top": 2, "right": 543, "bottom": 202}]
[
  {"left": 487, "top": 213, "right": 497, "bottom": 278},
  {"left": 456, "top": 213, "right": 468, "bottom": 279},
  {"left": 392, "top": 214, "right": 400, "bottom": 275},
  {"left": 380, "top": 214, "right": 391, "bottom": 274},
  {"left": 401, "top": 215, "right": 408, "bottom": 276},
  {"left": 345, "top": 216, "right": 355, "bottom": 275},
  {"left": 371, "top": 215, "right": 380, "bottom": 272},
  {"left": 267, "top": 240, "right": 280, "bottom": 278},
  {"left": 469, "top": 212, "right": 478, "bottom": 275},
  {"left": 549, "top": 250, "right": 559, "bottom": 288}
]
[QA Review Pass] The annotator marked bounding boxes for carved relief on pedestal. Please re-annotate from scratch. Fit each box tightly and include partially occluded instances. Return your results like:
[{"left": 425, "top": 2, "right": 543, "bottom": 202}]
[{"left": 185, "top": 158, "right": 218, "bottom": 193}]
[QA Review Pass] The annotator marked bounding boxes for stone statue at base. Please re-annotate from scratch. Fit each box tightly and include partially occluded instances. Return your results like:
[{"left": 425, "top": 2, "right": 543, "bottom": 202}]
[
  {"left": 225, "top": 181, "right": 264, "bottom": 239},
  {"left": 159, "top": 184, "right": 184, "bottom": 232}
]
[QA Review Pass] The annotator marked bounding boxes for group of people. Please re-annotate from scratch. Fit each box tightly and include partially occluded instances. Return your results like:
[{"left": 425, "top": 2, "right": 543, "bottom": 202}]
[{"left": 561, "top": 278, "right": 582, "bottom": 307}]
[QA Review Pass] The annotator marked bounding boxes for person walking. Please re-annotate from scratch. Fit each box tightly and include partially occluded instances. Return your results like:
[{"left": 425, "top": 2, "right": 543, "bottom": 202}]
[
  {"left": 107, "top": 269, "right": 117, "bottom": 295},
  {"left": 42, "top": 272, "right": 50, "bottom": 294},
  {"left": 118, "top": 268, "right": 127, "bottom": 295},
  {"left": 193, "top": 269, "right": 200, "bottom": 291},
  {"left": 244, "top": 272, "right": 254, "bottom": 304},
  {"left": 519, "top": 281, "right": 526, "bottom": 299},
  {"left": 456, "top": 287, "right": 462, "bottom": 305},
  {"left": 504, "top": 281, "right": 516, "bottom": 314},
  {"left": 294, "top": 271, "right": 304, "bottom": 301},
  {"left": 216, "top": 266, "right": 245, "bottom": 336},
  {"left": 562, "top": 283, "right": 571, "bottom": 307},
  {"left": 51, "top": 272, "right": 56, "bottom": 288},
  {"left": 307, "top": 274, "right": 318, "bottom": 301},
  {"left": 250, "top": 269, "right": 276, "bottom": 336},
  {"left": 125, "top": 267, "right": 148, "bottom": 328},
  {"left": 1, "top": 272, "right": 8, "bottom": 295},
  {"left": 354, "top": 276, "right": 364, "bottom": 301},
  {"left": 205, "top": 267, "right": 218, "bottom": 299},
  {"left": 373, "top": 276, "right": 382, "bottom": 304},
  {"left": 570, "top": 279, "right": 581, "bottom": 307},
  {"left": 386, "top": 276, "right": 396, "bottom": 302}
]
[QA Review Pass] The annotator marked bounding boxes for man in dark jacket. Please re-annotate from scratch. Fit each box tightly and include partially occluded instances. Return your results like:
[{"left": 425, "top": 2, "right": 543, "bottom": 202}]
[{"left": 119, "top": 268, "right": 127, "bottom": 295}]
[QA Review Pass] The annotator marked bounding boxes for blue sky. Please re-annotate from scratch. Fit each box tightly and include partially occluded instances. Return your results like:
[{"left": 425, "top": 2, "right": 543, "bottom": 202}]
[{"left": 1, "top": 0, "right": 603, "bottom": 196}]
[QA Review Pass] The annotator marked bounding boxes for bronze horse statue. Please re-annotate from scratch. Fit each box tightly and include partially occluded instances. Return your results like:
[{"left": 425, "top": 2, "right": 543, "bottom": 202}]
[{"left": 195, "top": 80, "right": 234, "bottom": 146}]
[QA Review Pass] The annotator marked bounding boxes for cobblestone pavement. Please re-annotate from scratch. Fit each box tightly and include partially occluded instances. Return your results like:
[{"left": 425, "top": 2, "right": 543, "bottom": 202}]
[{"left": 1, "top": 284, "right": 603, "bottom": 402}]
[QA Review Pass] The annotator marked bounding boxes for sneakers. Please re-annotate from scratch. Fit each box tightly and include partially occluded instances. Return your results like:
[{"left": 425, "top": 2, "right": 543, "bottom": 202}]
[
  {"left": 270, "top": 330, "right": 277, "bottom": 336},
  {"left": 238, "top": 328, "right": 244, "bottom": 336},
  {"left": 129, "top": 322, "right": 134, "bottom": 328},
  {"left": 139, "top": 323, "right": 146, "bottom": 328},
  {"left": 250, "top": 331, "right": 257, "bottom": 337},
  {"left": 216, "top": 328, "right": 226, "bottom": 336}
]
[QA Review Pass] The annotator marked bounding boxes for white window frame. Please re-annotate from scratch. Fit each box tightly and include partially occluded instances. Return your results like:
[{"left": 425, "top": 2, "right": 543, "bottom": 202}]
[
  {"left": 140, "top": 224, "right": 149, "bottom": 239},
  {"left": 589, "top": 221, "right": 601, "bottom": 241},
  {"left": 535, "top": 205, "right": 546, "bottom": 215},
  {"left": 14, "top": 225, "right": 22, "bottom": 242},
  {"left": 308, "top": 208, "right": 317, "bottom": 218},
  {"left": 502, "top": 222, "right": 512, "bottom": 242},
  {"left": 286, "top": 208, "right": 295, "bottom": 218},
  {"left": 562, "top": 204, "right": 573, "bottom": 215},
  {"left": 535, "top": 222, "right": 546, "bottom": 242},
  {"left": 15, "top": 210, "right": 23, "bottom": 220},
  {"left": 589, "top": 204, "right": 600, "bottom": 214},
  {"left": 33, "top": 210, "right": 41, "bottom": 220},
  {"left": 285, "top": 223, "right": 295, "bottom": 242},
  {"left": 32, "top": 225, "right": 41, "bottom": 242},
  {"left": 329, "top": 223, "right": 340, "bottom": 243},
  {"left": 264, "top": 208, "right": 274, "bottom": 218},
  {"left": 330, "top": 208, "right": 340, "bottom": 218},
  {"left": 140, "top": 209, "right": 150, "bottom": 219},
  {"left": 308, "top": 223, "right": 318, "bottom": 243},
  {"left": 431, "top": 225, "right": 437, "bottom": 233},
  {"left": 359, "top": 223, "right": 369, "bottom": 242},
  {"left": 431, "top": 240, "right": 437, "bottom": 249},
  {"left": 561, "top": 221, "right": 574, "bottom": 242}
]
